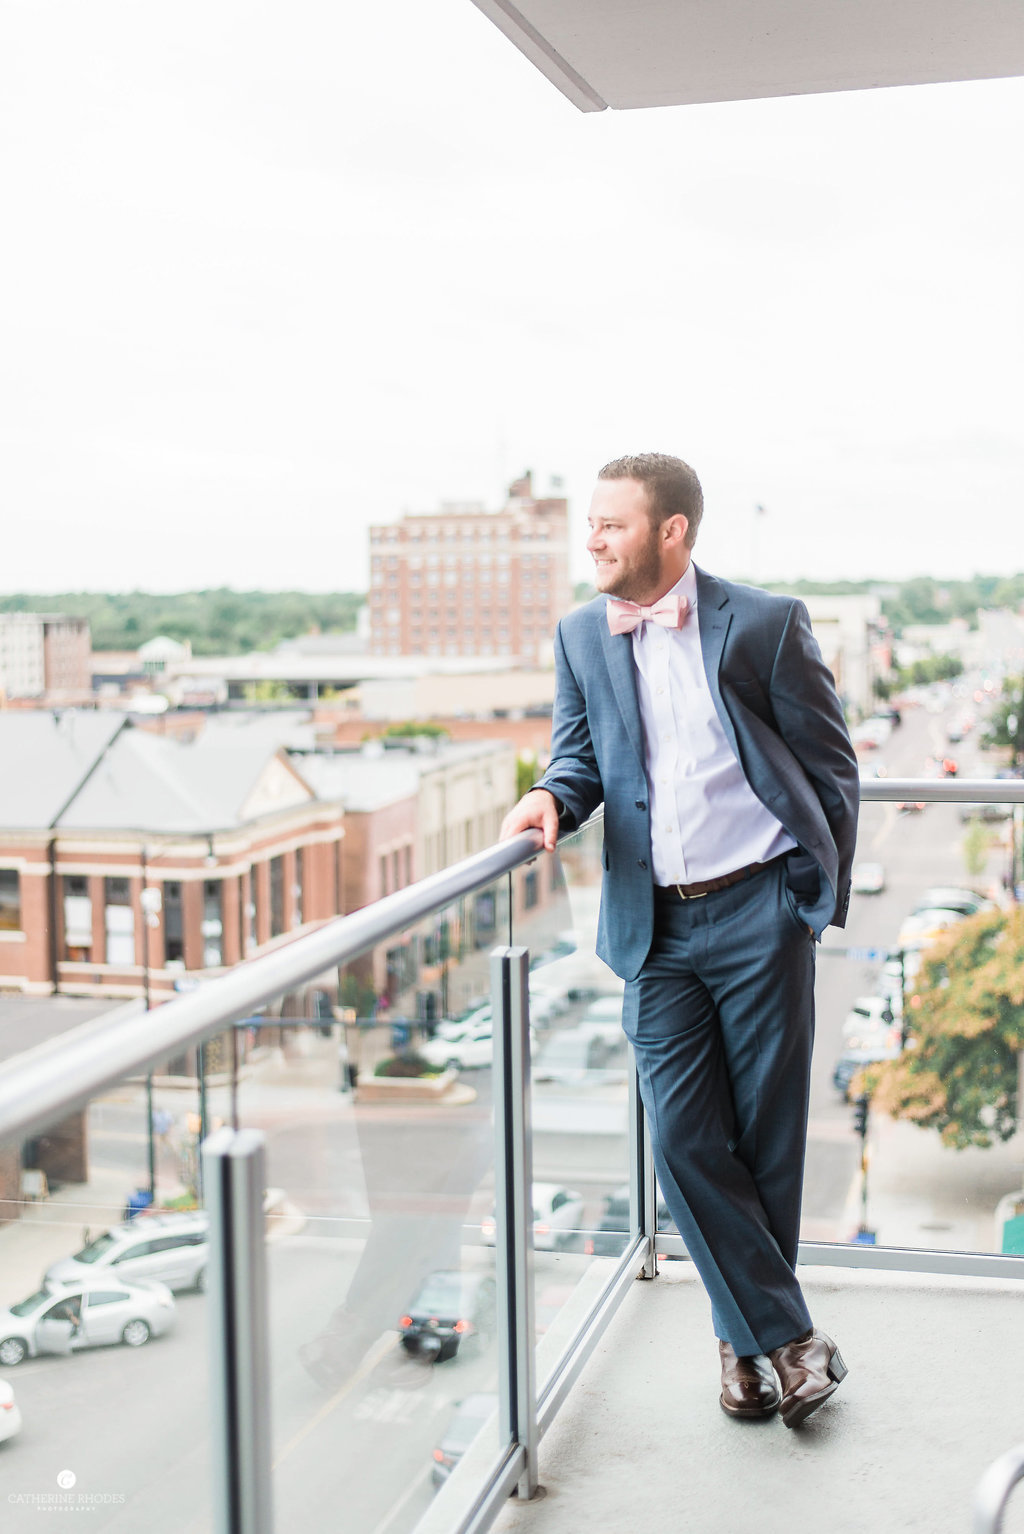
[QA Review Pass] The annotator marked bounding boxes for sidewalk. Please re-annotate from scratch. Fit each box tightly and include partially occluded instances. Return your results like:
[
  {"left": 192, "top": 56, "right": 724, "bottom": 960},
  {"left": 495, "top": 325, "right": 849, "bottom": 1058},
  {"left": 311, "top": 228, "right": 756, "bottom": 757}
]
[{"left": 844, "top": 1111, "right": 1024, "bottom": 1251}]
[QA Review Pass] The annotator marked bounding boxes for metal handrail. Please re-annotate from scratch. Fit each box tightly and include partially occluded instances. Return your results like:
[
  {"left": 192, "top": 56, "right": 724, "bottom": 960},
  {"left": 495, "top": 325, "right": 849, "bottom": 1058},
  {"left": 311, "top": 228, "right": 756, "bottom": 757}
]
[
  {"left": 973, "top": 1445, "right": 1024, "bottom": 1534},
  {"left": 0, "top": 829, "right": 542, "bottom": 1147},
  {"left": 859, "top": 777, "right": 1024, "bottom": 805}
]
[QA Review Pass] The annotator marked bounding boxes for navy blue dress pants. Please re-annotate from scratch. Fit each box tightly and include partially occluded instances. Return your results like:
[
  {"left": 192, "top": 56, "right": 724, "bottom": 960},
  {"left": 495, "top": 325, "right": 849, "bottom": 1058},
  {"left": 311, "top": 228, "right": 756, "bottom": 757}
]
[{"left": 621, "top": 857, "right": 816, "bottom": 1356}]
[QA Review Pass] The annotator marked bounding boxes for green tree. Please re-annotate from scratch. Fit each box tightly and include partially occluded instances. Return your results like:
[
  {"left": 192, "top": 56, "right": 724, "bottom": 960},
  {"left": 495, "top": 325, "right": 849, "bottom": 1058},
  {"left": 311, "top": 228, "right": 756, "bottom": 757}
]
[
  {"left": 379, "top": 721, "right": 449, "bottom": 740},
  {"left": 865, "top": 909, "right": 1024, "bottom": 1149},
  {"left": 244, "top": 680, "right": 293, "bottom": 703},
  {"left": 961, "top": 820, "right": 992, "bottom": 879},
  {"left": 983, "top": 676, "right": 1024, "bottom": 767},
  {"left": 516, "top": 752, "right": 539, "bottom": 799}
]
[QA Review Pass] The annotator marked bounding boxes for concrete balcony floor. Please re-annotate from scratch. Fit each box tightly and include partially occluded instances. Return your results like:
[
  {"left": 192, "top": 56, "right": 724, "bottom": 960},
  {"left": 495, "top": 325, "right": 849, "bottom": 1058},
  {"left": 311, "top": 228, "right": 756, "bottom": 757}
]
[{"left": 491, "top": 1261, "right": 1024, "bottom": 1534}]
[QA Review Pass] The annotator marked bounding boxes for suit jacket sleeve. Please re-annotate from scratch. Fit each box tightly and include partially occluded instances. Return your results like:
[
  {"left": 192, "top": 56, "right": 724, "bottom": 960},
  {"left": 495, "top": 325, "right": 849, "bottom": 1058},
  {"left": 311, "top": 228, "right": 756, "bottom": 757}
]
[
  {"left": 536, "top": 621, "right": 605, "bottom": 831},
  {"left": 769, "top": 600, "right": 860, "bottom": 926}
]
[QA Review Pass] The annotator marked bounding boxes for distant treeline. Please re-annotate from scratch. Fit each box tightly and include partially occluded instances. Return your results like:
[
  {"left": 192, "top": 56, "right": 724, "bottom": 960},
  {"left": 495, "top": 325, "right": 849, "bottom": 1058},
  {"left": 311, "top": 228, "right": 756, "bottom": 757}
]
[
  {"left": 0, "top": 589, "right": 363, "bottom": 656},
  {"left": 4, "top": 572, "right": 1023, "bottom": 655},
  {"left": 780, "top": 574, "right": 1024, "bottom": 631}
]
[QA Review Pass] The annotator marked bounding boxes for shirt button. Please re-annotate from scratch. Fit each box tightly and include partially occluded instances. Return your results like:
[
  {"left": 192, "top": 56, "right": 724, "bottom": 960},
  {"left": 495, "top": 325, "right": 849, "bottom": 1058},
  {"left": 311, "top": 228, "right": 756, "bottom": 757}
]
[
  {"left": 656, "top": 687, "right": 664, "bottom": 695},
  {"left": 635, "top": 800, "right": 646, "bottom": 810}
]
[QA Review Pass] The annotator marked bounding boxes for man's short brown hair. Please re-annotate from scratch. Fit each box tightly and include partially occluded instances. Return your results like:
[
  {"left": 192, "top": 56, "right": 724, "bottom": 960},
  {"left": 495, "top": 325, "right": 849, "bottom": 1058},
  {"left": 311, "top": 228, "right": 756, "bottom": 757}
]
[{"left": 598, "top": 453, "right": 703, "bottom": 547}]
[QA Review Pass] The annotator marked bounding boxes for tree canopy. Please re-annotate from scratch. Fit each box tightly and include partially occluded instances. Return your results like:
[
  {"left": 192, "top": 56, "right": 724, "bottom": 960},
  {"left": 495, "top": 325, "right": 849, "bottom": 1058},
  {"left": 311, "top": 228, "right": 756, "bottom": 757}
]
[
  {"left": 865, "top": 908, "right": 1024, "bottom": 1150},
  {"left": 982, "top": 675, "right": 1024, "bottom": 767},
  {"left": 0, "top": 589, "right": 363, "bottom": 655}
]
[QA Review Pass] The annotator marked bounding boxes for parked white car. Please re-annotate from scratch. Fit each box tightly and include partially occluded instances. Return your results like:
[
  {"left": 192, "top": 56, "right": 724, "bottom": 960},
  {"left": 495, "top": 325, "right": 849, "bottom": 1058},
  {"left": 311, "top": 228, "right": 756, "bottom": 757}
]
[
  {"left": 481, "top": 1183, "right": 585, "bottom": 1251},
  {"left": 0, "top": 1279, "right": 175, "bottom": 1365},
  {"left": 533, "top": 1026, "right": 625, "bottom": 1085},
  {"left": 897, "top": 908, "right": 964, "bottom": 951},
  {"left": 421, "top": 1017, "right": 537, "bottom": 1072},
  {"left": 851, "top": 862, "right": 886, "bottom": 895},
  {"left": 420, "top": 1018, "right": 495, "bottom": 1071},
  {"left": 841, "top": 996, "right": 901, "bottom": 1049},
  {"left": 45, "top": 1210, "right": 209, "bottom": 1294},
  {"left": 0, "top": 1377, "right": 22, "bottom": 1442}
]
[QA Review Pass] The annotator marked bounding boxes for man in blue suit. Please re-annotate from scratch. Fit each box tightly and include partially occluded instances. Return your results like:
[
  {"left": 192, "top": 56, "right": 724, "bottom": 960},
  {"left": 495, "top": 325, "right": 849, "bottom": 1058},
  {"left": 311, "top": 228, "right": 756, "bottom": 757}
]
[{"left": 501, "top": 453, "right": 859, "bottom": 1427}]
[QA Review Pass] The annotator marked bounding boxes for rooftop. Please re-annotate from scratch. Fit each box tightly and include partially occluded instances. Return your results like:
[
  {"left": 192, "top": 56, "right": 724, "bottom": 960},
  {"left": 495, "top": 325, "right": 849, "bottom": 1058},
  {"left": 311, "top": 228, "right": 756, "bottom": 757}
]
[{"left": 0, "top": 712, "right": 124, "bottom": 828}]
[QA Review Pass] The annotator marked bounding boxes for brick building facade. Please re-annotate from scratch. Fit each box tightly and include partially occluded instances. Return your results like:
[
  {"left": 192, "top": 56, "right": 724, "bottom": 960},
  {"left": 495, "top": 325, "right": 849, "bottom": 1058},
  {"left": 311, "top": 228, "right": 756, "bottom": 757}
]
[
  {"left": 0, "top": 714, "right": 344, "bottom": 1001},
  {"left": 367, "top": 471, "right": 571, "bottom": 663}
]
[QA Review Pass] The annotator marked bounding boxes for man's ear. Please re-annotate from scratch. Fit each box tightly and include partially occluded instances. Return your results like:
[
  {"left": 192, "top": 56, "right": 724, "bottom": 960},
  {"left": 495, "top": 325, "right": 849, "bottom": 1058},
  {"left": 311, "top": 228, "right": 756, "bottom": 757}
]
[{"left": 662, "top": 514, "right": 689, "bottom": 548}]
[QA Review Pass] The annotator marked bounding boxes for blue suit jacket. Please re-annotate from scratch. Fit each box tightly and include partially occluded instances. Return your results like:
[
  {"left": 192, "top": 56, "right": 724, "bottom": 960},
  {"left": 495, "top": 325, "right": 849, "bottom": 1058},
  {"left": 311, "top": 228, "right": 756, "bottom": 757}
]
[{"left": 537, "top": 566, "right": 860, "bottom": 981}]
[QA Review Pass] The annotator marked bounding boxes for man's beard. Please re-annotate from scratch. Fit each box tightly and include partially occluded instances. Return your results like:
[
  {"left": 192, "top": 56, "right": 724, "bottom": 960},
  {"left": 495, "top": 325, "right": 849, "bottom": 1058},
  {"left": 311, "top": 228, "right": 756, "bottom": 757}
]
[{"left": 600, "top": 527, "right": 664, "bottom": 602}]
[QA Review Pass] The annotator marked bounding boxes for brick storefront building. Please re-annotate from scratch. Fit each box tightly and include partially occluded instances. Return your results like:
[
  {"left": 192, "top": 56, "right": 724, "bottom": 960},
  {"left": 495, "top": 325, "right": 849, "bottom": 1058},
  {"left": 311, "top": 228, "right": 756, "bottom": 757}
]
[{"left": 0, "top": 713, "right": 344, "bottom": 1001}]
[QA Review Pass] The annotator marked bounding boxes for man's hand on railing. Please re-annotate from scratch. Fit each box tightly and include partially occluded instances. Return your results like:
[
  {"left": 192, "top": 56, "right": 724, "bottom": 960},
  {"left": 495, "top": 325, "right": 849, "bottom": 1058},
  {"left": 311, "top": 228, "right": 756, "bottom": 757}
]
[{"left": 500, "top": 788, "right": 560, "bottom": 854}]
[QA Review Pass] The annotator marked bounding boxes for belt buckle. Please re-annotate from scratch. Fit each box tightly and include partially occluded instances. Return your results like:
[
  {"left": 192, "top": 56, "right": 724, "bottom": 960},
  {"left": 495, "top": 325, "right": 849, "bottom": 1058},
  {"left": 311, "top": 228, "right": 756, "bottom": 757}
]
[{"left": 674, "top": 884, "right": 707, "bottom": 901}]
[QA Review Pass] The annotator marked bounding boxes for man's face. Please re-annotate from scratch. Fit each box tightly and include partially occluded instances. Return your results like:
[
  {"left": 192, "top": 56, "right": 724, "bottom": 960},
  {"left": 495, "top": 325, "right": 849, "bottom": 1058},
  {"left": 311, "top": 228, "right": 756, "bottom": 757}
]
[{"left": 586, "top": 477, "right": 683, "bottom": 603}]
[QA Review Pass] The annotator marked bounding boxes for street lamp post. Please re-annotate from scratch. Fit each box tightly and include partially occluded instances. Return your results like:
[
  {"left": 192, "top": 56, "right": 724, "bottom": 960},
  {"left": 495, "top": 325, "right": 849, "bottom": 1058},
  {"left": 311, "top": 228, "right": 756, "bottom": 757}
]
[{"left": 139, "top": 847, "right": 163, "bottom": 1204}]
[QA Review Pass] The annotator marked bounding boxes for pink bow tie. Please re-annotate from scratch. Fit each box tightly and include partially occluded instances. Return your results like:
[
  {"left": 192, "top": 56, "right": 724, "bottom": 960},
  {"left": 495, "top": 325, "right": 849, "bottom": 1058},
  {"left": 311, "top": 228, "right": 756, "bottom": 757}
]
[{"left": 606, "top": 594, "right": 688, "bottom": 635}]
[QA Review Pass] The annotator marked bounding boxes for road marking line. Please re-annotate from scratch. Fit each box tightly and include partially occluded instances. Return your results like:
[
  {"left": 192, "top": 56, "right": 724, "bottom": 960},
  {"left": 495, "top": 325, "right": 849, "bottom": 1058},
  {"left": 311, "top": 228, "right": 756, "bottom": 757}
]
[
  {"left": 271, "top": 1330, "right": 397, "bottom": 1468},
  {"left": 365, "top": 1461, "right": 435, "bottom": 1534}
]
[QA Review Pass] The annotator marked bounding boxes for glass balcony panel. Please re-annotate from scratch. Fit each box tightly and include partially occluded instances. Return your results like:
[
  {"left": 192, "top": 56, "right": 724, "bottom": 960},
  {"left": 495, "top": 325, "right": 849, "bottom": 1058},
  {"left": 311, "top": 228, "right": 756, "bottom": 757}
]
[
  {"left": 517, "top": 818, "right": 637, "bottom": 1392},
  {"left": 2, "top": 1063, "right": 214, "bottom": 1529},
  {"left": 238, "top": 886, "right": 506, "bottom": 1533}
]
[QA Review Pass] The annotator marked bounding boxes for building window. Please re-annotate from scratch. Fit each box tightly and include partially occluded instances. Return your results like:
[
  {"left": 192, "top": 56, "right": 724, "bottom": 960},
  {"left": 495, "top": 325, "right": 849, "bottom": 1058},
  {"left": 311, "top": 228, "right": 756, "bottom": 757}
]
[
  {"left": 523, "top": 870, "right": 539, "bottom": 909},
  {"left": 379, "top": 853, "right": 389, "bottom": 896},
  {"left": 0, "top": 869, "right": 21, "bottom": 932},
  {"left": 202, "top": 880, "right": 223, "bottom": 968},
  {"left": 403, "top": 844, "right": 412, "bottom": 885},
  {"left": 164, "top": 882, "right": 184, "bottom": 963},
  {"left": 295, "top": 846, "right": 306, "bottom": 926},
  {"left": 62, "top": 875, "right": 91, "bottom": 959},
  {"left": 104, "top": 877, "right": 134, "bottom": 966},
  {"left": 270, "top": 857, "right": 285, "bottom": 937}
]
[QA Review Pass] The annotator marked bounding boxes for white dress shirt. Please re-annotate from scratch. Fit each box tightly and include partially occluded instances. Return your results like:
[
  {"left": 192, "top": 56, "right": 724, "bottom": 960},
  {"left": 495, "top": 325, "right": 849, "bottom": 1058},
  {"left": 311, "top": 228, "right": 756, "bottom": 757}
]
[{"left": 624, "top": 561, "right": 796, "bottom": 886}]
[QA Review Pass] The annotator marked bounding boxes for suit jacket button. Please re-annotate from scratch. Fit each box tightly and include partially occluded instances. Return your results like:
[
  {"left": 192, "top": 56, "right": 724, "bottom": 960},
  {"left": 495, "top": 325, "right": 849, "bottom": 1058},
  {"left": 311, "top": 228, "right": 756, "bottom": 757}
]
[
  {"left": 638, "top": 859, "right": 647, "bottom": 869},
  {"left": 635, "top": 800, "right": 646, "bottom": 810}
]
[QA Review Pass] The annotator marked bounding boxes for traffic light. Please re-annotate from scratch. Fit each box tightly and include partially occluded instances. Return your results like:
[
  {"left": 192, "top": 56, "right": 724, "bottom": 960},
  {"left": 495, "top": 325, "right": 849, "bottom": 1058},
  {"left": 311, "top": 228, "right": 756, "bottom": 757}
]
[{"left": 853, "top": 1094, "right": 869, "bottom": 1137}]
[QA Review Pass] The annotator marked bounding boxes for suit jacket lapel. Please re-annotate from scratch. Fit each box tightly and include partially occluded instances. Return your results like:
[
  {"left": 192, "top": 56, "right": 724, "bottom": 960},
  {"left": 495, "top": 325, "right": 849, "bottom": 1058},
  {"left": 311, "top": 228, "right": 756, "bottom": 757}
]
[
  {"left": 695, "top": 565, "right": 739, "bottom": 759},
  {"left": 598, "top": 611, "right": 647, "bottom": 775}
]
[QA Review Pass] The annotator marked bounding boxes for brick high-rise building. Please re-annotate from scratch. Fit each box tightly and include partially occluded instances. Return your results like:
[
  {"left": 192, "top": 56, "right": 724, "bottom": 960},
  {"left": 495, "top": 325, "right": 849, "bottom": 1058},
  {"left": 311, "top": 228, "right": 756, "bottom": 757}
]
[
  {"left": 0, "top": 613, "right": 91, "bottom": 699},
  {"left": 367, "top": 472, "right": 571, "bottom": 662}
]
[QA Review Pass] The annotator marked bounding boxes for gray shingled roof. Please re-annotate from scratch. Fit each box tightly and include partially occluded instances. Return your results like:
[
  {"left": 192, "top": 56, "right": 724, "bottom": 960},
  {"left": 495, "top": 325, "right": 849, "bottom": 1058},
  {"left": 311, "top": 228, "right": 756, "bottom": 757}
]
[
  {"left": 0, "top": 712, "right": 125, "bottom": 829},
  {"left": 57, "top": 727, "right": 314, "bottom": 834},
  {"left": 293, "top": 750, "right": 421, "bottom": 812}
]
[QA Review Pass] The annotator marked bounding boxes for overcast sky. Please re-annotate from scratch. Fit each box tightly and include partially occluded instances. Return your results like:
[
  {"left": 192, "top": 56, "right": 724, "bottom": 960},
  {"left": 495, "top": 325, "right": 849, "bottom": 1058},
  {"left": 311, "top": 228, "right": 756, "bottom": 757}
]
[{"left": 2, "top": 1, "right": 1022, "bottom": 595}]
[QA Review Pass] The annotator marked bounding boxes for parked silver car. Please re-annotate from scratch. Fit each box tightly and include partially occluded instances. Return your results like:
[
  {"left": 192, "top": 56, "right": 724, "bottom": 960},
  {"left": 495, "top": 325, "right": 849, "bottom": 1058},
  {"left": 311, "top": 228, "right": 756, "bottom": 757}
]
[
  {"left": 45, "top": 1210, "right": 209, "bottom": 1294},
  {"left": 0, "top": 1279, "right": 175, "bottom": 1365}
]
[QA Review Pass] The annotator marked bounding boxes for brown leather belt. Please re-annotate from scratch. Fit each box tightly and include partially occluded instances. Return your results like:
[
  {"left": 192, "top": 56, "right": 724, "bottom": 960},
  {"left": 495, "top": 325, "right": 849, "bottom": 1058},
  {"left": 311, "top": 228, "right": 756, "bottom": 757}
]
[{"left": 654, "top": 852, "right": 788, "bottom": 901}]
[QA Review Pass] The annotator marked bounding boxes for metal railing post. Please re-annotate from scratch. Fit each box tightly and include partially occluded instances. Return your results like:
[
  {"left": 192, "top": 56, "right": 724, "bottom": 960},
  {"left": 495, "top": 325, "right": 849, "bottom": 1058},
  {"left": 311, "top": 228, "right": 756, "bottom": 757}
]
[
  {"left": 973, "top": 1444, "right": 1024, "bottom": 1534},
  {"left": 491, "top": 945, "right": 539, "bottom": 1501},
  {"left": 628, "top": 1047, "right": 658, "bottom": 1278},
  {"left": 203, "top": 1127, "right": 274, "bottom": 1534}
]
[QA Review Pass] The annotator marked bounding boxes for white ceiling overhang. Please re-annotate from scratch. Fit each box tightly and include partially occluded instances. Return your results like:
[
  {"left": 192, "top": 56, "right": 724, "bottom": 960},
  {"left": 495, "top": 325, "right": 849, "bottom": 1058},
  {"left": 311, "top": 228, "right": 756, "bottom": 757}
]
[{"left": 469, "top": 0, "right": 1024, "bottom": 111}]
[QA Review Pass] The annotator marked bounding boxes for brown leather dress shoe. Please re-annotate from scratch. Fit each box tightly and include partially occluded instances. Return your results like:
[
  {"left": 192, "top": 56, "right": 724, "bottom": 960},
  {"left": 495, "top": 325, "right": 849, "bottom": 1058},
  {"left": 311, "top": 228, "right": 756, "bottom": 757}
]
[
  {"left": 768, "top": 1328, "right": 848, "bottom": 1428},
  {"left": 718, "top": 1340, "right": 782, "bottom": 1418}
]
